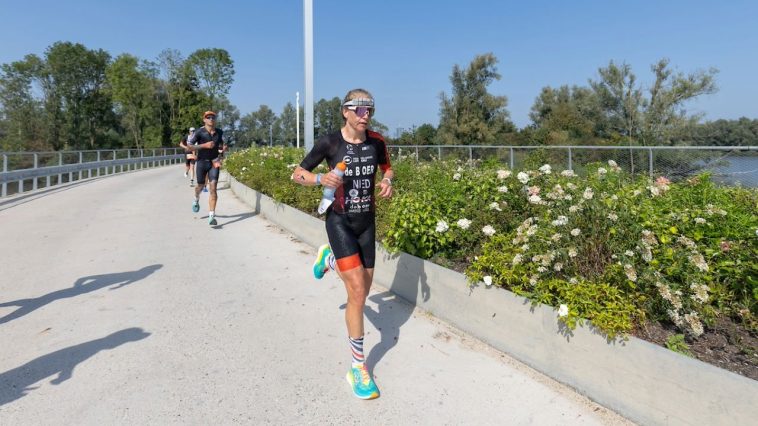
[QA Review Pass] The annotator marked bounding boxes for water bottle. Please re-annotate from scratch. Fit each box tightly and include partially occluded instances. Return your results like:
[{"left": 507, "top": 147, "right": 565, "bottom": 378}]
[{"left": 317, "top": 162, "right": 347, "bottom": 214}]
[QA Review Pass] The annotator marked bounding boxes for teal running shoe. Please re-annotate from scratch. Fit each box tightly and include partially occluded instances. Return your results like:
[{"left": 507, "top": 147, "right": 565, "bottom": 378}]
[
  {"left": 192, "top": 200, "right": 200, "bottom": 213},
  {"left": 312, "top": 244, "right": 332, "bottom": 279},
  {"left": 346, "top": 364, "right": 379, "bottom": 400},
  {"left": 209, "top": 215, "right": 217, "bottom": 226}
]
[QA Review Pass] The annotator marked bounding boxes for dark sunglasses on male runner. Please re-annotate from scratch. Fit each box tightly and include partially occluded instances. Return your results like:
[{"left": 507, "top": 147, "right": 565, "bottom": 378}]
[
  {"left": 205, "top": 115, "right": 217, "bottom": 120},
  {"left": 346, "top": 106, "right": 374, "bottom": 117}
]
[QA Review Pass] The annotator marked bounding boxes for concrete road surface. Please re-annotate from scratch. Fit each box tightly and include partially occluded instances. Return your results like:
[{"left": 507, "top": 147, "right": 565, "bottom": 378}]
[{"left": 0, "top": 166, "right": 632, "bottom": 425}]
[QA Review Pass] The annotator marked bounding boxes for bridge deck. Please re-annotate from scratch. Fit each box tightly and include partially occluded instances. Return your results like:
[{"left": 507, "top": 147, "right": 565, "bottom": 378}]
[{"left": 0, "top": 166, "right": 629, "bottom": 424}]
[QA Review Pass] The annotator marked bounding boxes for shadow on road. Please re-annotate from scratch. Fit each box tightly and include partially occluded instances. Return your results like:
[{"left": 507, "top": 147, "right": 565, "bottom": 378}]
[
  {"left": 0, "top": 264, "right": 162, "bottom": 325},
  {"left": 207, "top": 212, "right": 258, "bottom": 229},
  {"left": 364, "top": 254, "right": 430, "bottom": 372},
  {"left": 0, "top": 327, "right": 151, "bottom": 406}
]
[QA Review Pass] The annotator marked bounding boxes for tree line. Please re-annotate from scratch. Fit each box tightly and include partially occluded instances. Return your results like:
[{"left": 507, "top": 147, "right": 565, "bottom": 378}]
[{"left": 1, "top": 43, "right": 755, "bottom": 152}]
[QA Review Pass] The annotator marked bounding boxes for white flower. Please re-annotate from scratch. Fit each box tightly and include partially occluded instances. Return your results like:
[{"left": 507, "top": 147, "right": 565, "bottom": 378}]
[
  {"left": 553, "top": 262, "right": 563, "bottom": 272},
  {"left": 558, "top": 304, "right": 569, "bottom": 317},
  {"left": 569, "top": 205, "right": 580, "bottom": 213},
  {"left": 537, "top": 266, "right": 548, "bottom": 273},
  {"left": 242, "top": 166, "right": 247, "bottom": 171},
  {"left": 497, "top": 185, "right": 509, "bottom": 193},
  {"left": 624, "top": 250, "right": 635, "bottom": 257},
  {"left": 568, "top": 247, "right": 578, "bottom": 258},
  {"left": 488, "top": 202, "right": 503, "bottom": 212},
  {"left": 607, "top": 213, "right": 618, "bottom": 221},
  {"left": 517, "top": 172, "right": 530, "bottom": 184},
  {"left": 690, "top": 283, "right": 710, "bottom": 304},
  {"left": 539, "top": 164, "right": 552, "bottom": 175},
  {"left": 497, "top": 169, "right": 511, "bottom": 179},
  {"left": 453, "top": 173, "right": 461, "bottom": 181},
  {"left": 457, "top": 218, "right": 472, "bottom": 230},
  {"left": 597, "top": 167, "right": 608, "bottom": 176},
  {"left": 624, "top": 264, "right": 638, "bottom": 282},
  {"left": 529, "top": 276, "right": 538, "bottom": 286},
  {"left": 551, "top": 233, "right": 562, "bottom": 242},
  {"left": 435, "top": 220, "right": 449, "bottom": 233},
  {"left": 570, "top": 228, "right": 581, "bottom": 237},
  {"left": 552, "top": 216, "right": 568, "bottom": 226},
  {"left": 512, "top": 254, "right": 523, "bottom": 265},
  {"left": 482, "top": 225, "right": 496, "bottom": 237},
  {"left": 582, "top": 188, "right": 594, "bottom": 200},
  {"left": 633, "top": 189, "right": 642, "bottom": 196},
  {"left": 483, "top": 276, "right": 493, "bottom": 286},
  {"left": 528, "top": 195, "right": 543, "bottom": 204},
  {"left": 561, "top": 169, "right": 576, "bottom": 177},
  {"left": 569, "top": 277, "right": 578, "bottom": 285},
  {"left": 611, "top": 194, "right": 619, "bottom": 201},
  {"left": 689, "top": 253, "right": 709, "bottom": 272},
  {"left": 694, "top": 217, "right": 706, "bottom": 225},
  {"left": 648, "top": 185, "right": 661, "bottom": 197},
  {"left": 608, "top": 160, "right": 618, "bottom": 168}
]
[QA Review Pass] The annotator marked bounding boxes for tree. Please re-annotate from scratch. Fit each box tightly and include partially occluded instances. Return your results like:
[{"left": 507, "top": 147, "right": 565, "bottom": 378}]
[
  {"left": 529, "top": 85, "right": 603, "bottom": 145},
  {"left": 106, "top": 54, "right": 159, "bottom": 149},
  {"left": 314, "top": 97, "right": 342, "bottom": 138},
  {"left": 277, "top": 102, "right": 299, "bottom": 146},
  {"left": 437, "top": 53, "right": 514, "bottom": 145},
  {"left": 185, "top": 48, "right": 235, "bottom": 111},
  {"left": 43, "top": 42, "right": 113, "bottom": 149},
  {"left": 0, "top": 55, "right": 46, "bottom": 150}
]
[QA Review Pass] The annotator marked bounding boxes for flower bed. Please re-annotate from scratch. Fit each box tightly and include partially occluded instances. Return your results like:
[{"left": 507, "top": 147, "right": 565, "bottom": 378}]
[{"left": 225, "top": 146, "right": 757, "bottom": 378}]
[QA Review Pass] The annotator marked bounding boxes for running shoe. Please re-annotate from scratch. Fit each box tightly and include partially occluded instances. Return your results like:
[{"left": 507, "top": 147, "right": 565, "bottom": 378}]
[
  {"left": 203, "top": 186, "right": 208, "bottom": 193},
  {"left": 312, "top": 244, "right": 332, "bottom": 279},
  {"left": 184, "top": 172, "right": 188, "bottom": 178},
  {"left": 190, "top": 179, "right": 194, "bottom": 187},
  {"left": 209, "top": 214, "right": 217, "bottom": 226},
  {"left": 346, "top": 364, "right": 379, "bottom": 400},
  {"left": 192, "top": 200, "right": 200, "bottom": 213}
]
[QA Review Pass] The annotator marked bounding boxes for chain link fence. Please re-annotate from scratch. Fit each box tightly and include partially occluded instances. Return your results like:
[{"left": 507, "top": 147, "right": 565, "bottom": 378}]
[{"left": 388, "top": 145, "right": 758, "bottom": 187}]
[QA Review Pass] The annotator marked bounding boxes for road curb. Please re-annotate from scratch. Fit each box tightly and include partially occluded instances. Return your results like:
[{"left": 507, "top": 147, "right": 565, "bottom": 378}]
[{"left": 227, "top": 172, "right": 757, "bottom": 426}]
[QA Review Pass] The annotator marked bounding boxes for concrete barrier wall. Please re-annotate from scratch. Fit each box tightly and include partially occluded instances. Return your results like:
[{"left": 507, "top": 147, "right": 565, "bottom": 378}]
[{"left": 227, "top": 173, "right": 758, "bottom": 426}]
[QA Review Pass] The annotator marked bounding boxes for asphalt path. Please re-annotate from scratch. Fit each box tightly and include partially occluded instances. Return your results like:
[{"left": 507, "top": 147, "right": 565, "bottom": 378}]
[{"left": 0, "top": 166, "right": 632, "bottom": 425}]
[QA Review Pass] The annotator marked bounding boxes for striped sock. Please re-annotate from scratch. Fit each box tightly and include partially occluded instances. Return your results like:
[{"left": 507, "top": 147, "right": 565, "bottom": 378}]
[
  {"left": 327, "top": 253, "right": 336, "bottom": 271},
  {"left": 349, "top": 336, "right": 365, "bottom": 367}
]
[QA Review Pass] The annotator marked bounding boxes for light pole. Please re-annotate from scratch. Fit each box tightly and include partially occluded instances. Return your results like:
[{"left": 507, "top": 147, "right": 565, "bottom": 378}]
[
  {"left": 269, "top": 124, "right": 273, "bottom": 147},
  {"left": 304, "top": 0, "right": 314, "bottom": 152},
  {"left": 296, "top": 91, "right": 300, "bottom": 148}
]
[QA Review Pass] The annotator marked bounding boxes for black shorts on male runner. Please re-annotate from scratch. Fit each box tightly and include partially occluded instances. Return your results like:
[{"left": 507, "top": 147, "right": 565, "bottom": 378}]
[{"left": 195, "top": 159, "right": 220, "bottom": 185}]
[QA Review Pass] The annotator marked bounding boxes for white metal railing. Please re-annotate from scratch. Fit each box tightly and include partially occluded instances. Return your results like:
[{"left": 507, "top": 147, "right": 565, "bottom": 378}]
[
  {"left": 0, "top": 148, "right": 185, "bottom": 198},
  {"left": 387, "top": 145, "right": 758, "bottom": 187}
]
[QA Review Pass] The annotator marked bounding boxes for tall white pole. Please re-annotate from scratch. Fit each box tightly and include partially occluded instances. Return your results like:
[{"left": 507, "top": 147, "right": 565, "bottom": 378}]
[
  {"left": 296, "top": 91, "right": 300, "bottom": 148},
  {"left": 304, "top": 0, "right": 314, "bottom": 152}
]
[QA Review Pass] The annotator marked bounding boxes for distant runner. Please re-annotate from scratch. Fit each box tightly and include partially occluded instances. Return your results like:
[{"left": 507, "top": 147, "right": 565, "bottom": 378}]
[{"left": 187, "top": 111, "right": 227, "bottom": 226}]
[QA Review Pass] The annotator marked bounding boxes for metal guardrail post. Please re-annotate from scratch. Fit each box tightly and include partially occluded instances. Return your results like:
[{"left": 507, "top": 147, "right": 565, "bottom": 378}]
[
  {"left": 58, "top": 152, "right": 63, "bottom": 185},
  {"left": 568, "top": 147, "right": 573, "bottom": 171},
  {"left": 415, "top": 146, "right": 419, "bottom": 161},
  {"left": 509, "top": 147, "right": 514, "bottom": 170},
  {"left": 649, "top": 148, "right": 654, "bottom": 177},
  {"left": 152, "top": 149, "right": 156, "bottom": 168},
  {"left": 112, "top": 150, "right": 116, "bottom": 174},
  {"left": 469, "top": 147, "right": 473, "bottom": 163},
  {"left": 438, "top": 146, "right": 442, "bottom": 159},
  {"left": 33, "top": 153, "right": 39, "bottom": 191},
  {"left": 2, "top": 154, "right": 6, "bottom": 197},
  {"left": 79, "top": 152, "right": 83, "bottom": 180},
  {"left": 96, "top": 151, "right": 101, "bottom": 177}
]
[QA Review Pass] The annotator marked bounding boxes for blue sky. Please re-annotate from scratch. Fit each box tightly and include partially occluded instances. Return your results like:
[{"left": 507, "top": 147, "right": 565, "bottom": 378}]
[{"left": 4, "top": 0, "right": 757, "bottom": 134}]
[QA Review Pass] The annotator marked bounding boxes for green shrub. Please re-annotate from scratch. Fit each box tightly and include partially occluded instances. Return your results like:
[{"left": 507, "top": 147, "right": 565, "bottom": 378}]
[{"left": 225, "top": 147, "right": 758, "bottom": 339}]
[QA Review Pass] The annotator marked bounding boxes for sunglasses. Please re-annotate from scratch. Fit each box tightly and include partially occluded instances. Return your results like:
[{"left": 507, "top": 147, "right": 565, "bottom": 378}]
[
  {"left": 205, "top": 115, "right": 217, "bottom": 120},
  {"left": 346, "top": 106, "right": 374, "bottom": 117}
]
